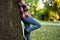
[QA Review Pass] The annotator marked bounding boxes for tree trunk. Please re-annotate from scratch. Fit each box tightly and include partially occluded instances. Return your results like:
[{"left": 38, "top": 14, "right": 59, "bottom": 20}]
[{"left": 0, "top": 0, "right": 24, "bottom": 40}]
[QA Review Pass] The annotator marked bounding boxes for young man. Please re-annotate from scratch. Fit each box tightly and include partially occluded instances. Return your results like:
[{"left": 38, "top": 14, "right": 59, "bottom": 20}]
[{"left": 18, "top": 0, "right": 41, "bottom": 40}]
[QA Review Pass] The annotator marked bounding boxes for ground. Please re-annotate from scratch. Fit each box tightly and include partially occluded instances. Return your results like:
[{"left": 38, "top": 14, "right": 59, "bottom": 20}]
[
  {"left": 22, "top": 21, "right": 60, "bottom": 40},
  {"left": 31, "top": 21, "right": 60, "bottom": 40}
]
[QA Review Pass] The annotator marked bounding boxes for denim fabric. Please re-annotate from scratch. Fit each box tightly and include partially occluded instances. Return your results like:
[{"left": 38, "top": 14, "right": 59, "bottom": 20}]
[{"left": 21, "top": 16, "right": 41, "bottom": 40}]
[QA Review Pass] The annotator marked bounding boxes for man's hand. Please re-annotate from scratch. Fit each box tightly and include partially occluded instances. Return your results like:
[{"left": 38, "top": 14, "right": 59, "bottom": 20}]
[{"left": 22, "top": 14, "right": 26, "bottom": 18}]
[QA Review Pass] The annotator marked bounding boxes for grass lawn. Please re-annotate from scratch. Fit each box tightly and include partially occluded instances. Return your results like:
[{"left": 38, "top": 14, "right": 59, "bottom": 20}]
[
  {"left": 31, "top": 24, "right": 60, "bottom": 40},
  {"left": 21, "top": 21, "right": 60, "bottom": 40}
]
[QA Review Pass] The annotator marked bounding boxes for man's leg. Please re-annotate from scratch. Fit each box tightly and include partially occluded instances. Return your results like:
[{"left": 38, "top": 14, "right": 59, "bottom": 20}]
[
  {"left": 23, "top": 16, "right": 41, "bottom": 33},
  {"left": 24, "top": 23, "right": 30, "bottom": 40}
]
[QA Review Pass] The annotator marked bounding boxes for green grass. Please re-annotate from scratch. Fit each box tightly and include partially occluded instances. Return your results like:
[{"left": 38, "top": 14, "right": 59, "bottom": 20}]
[
  {"left": 21, "top": 21, "right": 60, "bottom": 40},
  {"left": 31, "top": 25, "right": 60, "bottom": 40}
]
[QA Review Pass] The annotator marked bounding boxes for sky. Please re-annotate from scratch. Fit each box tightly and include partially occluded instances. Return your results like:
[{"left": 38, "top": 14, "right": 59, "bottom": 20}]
[{"left": 37, "top": 0, "right": 47, "bottom": 9}]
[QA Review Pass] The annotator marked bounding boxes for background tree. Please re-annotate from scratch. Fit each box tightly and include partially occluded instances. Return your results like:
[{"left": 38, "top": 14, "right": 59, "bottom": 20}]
[
  {"left": 0, "top": 0, "right": 24, "bottom": 40},
  {"left": 44, "top": 0, "right": 59, "bottom": 21},
  {"left": 24, "top": 0, "right": 60, "bottom": 21}
]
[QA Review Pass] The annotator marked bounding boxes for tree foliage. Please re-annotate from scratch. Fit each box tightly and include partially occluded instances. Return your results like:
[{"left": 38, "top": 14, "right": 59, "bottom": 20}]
[{"left": 25, "top": 0, "right": 60, "bottom": 21}]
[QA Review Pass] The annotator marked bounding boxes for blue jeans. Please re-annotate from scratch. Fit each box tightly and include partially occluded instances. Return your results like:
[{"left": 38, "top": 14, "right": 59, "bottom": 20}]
[{"left": 21, "top": 16, "right": 41, "bottom": 40}]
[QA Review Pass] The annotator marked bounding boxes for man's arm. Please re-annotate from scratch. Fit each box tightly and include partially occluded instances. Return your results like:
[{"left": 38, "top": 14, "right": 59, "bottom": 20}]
[{"left": 18, "top": 0, "right": 29, "bottom": 18}]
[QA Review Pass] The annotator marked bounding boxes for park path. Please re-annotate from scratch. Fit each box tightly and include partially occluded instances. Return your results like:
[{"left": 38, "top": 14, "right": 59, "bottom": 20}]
[{"left": 40, "top": 21, "right": 60, "bottom": 26}]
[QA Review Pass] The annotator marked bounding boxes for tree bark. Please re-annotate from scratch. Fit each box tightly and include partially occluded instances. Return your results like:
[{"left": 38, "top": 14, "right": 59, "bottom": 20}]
[{"left": 0, "top": 0, "right": 24, "bottom": 40}]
